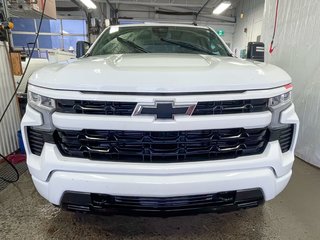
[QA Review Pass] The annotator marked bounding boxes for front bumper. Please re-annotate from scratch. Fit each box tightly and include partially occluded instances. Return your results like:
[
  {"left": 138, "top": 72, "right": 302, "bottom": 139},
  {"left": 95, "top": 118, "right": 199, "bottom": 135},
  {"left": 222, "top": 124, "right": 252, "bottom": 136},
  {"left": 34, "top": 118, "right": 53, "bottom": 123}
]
[
  {"left": 21, "top": 96, "right": 299, "bottom": 213},
  {"left": 29, "top": 141, "right": 293, "bottom": 206}
]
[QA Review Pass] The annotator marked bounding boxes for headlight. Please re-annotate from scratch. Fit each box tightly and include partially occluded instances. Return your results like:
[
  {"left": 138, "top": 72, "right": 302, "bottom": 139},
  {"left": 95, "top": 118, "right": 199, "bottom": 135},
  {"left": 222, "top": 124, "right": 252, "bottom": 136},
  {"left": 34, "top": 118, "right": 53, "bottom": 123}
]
[
  {"left": 27, "top": 91, "right": 56, "bottom": 131},
  {"left": 28, "top": 91, "right": 56, "bottom": 111},
  {"left": 269, "top": 91, "right": 292, "bottom": 108},
  {"left": 268, "top": 84, "right": 293, "bottom": 128}
]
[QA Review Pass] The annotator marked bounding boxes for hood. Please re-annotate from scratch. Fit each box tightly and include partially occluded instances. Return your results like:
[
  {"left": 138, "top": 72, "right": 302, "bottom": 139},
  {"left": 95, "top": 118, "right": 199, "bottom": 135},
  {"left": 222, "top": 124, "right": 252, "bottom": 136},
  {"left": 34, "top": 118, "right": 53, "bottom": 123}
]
[{"left": 29, "top": 54, "right": 291, "bottom": 93}]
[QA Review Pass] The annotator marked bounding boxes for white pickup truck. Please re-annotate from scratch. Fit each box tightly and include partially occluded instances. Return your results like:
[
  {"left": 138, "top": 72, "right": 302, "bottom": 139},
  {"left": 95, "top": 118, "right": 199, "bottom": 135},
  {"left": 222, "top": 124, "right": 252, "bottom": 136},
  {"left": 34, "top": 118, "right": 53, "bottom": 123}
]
[{"left": 22, "top": 24, "right": 299, "bottom": 215}]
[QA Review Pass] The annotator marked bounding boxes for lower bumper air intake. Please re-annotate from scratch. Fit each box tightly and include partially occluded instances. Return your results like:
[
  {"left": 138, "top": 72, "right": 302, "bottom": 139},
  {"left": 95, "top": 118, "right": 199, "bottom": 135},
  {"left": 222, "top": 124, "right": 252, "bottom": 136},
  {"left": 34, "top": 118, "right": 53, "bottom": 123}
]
[{"left": 60, "top": 189, "right": 264, "bottom": 216}]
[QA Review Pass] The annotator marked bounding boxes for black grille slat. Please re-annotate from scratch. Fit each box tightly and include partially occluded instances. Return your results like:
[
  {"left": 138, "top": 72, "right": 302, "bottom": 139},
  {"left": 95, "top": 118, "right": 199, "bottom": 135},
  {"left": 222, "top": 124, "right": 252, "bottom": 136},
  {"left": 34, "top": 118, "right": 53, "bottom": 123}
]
[
  {"left": 91, "top": 192, "right": 237, "bottom": 210},
  {"left": 111, "top": 200, "right": 215, "bottom": 209},
  {"left": 115, "top": 195, "right": 214, "bottom": 202},
  {"left": 56, "top": 100, "right": 137, "bottom": 116},
  {"left": 115, "top": 198, "right": 215, "bottom": 205},
  {"left": 279, "top": 136, "right": 292, "bottom": 142},
  {"left": 56, "top": 99, "right": 269, "bottom": 116},
  {"left": 193, "top": 99, "right": 269, "bottom": 115},
  {"left": 279, "top": 131, "right": 292, "bottom": 138},
  {"left": 55, "top": 128, "right": 269, "bottom": 162}
]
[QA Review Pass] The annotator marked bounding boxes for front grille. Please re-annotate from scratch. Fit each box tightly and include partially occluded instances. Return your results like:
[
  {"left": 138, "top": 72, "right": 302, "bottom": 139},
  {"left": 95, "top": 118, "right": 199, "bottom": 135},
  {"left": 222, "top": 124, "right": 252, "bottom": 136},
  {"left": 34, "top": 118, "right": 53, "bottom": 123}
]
[
  {"left": 55, "top": 128, "right": 269, "bottom": 162},
  {"left": 193, "top": 99, "right": 269, "bottom": 115},
  {"left": 61, "top": 189, "right": 265, "bottom": 215},
  {"left": 27, "top": 128, "right": 45, "bottom": 156},
  {"left": 55, "top": 98, "right": 269, "bottom": 116},
  {"left": 56, "top": 99, "right": 137, "bottom": 116},
  {"left": 91, "top": 192, "right": 237, "bottom": 210}
]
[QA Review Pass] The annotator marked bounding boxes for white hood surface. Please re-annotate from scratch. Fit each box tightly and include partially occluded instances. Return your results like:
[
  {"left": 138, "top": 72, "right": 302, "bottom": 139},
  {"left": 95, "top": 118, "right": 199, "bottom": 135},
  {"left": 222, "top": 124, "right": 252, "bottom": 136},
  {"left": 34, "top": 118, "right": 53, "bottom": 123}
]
[{"left": 29, "top": 54, "right": 291, "bottom": 93}]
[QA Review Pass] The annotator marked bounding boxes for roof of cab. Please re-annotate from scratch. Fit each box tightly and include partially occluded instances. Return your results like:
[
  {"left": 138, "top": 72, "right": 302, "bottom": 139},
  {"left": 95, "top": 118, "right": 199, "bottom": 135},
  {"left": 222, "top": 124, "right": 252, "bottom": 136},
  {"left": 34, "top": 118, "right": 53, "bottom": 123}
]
[{"left": 113, "top": 23, "right": 210, "bottom": 29}]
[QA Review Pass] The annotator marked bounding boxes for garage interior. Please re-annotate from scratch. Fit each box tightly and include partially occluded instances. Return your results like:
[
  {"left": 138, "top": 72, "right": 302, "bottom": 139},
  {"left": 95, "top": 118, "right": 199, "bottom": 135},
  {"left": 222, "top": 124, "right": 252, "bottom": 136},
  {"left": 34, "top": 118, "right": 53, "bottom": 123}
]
[{"left": 0, "top": 0, "right": 319, "bottom": 239}]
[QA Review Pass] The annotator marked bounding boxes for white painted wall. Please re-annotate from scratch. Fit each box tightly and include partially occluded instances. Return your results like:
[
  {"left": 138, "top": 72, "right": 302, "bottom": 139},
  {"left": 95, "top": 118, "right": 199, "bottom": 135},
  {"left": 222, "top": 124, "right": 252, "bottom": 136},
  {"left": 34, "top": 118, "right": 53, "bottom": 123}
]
[
  {"left": 232, "top": 0, "right": 265, "bottom": 57},
  {"left": 209, "top": 24, "right": 235, "bottom": 48},
  {"left": 262, "top": 0, "right": 320, "bottom": 168}
]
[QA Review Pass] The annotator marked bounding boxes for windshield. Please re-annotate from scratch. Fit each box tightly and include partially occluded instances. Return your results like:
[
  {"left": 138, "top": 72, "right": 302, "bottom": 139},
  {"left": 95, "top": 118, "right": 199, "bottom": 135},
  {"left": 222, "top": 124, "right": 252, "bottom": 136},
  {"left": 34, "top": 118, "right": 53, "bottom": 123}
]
[{"left": 89, "top": 26, "right": 231, "bottom": 57}]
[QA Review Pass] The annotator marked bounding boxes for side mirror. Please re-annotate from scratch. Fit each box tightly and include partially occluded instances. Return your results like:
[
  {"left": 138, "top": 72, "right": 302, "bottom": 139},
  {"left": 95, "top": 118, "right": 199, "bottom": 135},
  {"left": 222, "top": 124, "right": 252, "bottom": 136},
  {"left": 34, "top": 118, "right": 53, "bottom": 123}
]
[
  {"left": 247, "top": 42, "right": 265, "bottom": 62},
  {"left": 76, "top": 41, "right": 91, "bottom": 58}
]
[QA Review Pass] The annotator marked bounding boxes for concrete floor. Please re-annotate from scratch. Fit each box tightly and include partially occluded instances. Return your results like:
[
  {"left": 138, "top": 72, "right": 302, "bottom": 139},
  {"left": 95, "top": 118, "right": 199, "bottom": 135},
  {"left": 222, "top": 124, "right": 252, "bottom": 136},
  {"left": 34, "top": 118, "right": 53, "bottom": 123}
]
[{"left": 0, "top": 158, "right": 319, "bottom": 240}]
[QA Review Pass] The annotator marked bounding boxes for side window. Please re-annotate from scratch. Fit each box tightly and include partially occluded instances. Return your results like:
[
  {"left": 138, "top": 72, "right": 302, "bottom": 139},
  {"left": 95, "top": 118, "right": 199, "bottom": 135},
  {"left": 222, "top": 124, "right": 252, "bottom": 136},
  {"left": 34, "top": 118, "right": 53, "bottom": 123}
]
[{"left": 210, "top": 33, "right": 229, "bottom": 56}]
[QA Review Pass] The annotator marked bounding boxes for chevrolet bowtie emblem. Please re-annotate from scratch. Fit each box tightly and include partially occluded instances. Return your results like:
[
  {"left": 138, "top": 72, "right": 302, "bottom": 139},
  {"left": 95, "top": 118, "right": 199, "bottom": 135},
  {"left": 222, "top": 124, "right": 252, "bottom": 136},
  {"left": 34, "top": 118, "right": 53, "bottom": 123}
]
[{"left": 133, "top": 101, "right": 197, "bottom": 119}]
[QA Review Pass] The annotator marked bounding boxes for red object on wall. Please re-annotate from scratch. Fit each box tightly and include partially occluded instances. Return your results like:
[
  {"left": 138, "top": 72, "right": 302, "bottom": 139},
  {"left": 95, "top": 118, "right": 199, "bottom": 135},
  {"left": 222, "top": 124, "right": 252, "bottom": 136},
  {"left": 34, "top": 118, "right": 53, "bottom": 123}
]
[{"left": 269, "top": 0, "right": 280, "bottom": 54}]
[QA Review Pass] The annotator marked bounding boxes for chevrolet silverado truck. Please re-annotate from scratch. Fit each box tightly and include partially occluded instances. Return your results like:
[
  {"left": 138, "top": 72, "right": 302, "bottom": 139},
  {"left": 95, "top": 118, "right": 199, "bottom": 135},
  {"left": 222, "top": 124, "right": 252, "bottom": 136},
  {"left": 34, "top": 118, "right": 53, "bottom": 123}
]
[{"left": 21, "top": 24, "right": 299, "bottom": 215}]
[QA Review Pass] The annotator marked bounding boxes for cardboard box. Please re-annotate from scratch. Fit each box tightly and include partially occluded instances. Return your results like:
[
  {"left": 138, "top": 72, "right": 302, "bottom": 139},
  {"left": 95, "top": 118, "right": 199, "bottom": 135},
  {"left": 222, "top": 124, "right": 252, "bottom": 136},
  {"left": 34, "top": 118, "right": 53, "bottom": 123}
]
[
  {"left": 10, "top": 52, "right": 23, "bottom": 76},
  {"left": 32, "top": 0, "right": 57, "bottom": 19}
]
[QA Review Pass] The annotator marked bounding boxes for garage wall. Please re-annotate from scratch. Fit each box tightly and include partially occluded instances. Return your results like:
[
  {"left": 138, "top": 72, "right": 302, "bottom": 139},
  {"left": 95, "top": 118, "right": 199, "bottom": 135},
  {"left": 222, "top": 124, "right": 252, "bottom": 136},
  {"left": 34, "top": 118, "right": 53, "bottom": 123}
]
[
  {"left": 0, "top": 42, "right": 20, "bottom": 156},
  {"left": 209, "top": 24, "right": 234, "bottom": 48},
  {"left": 262, "top": 0, "right": 320, "bottom": 167},
  {"left": 232, "top": 0, "right": 265, "bottom": 57},
  {"left": 11, "top": 18, "right": 88, "bottom": 52}
]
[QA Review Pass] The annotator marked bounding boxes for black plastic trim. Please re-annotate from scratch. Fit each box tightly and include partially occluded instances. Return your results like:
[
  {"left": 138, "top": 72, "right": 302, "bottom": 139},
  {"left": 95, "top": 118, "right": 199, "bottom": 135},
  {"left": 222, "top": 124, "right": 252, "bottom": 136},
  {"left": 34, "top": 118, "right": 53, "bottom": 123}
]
[
  {"left": 56, "top": 99, "right": 137, "bottom": 116},
  {"left": 54, "top": 128, "right": 270, "bottom": 163},
  {"left": 55, "top": 98, "right": 269, "bottom": 116},
  {"left": 27, "top": 127, "right": 55, "bottom": 156},
  {"left": 193, "top": 99, "right": 269, "bottom": 115},
  {"left": 60, "top": 189, "right": 265, "bottom": 216},
  {"left": 269, "top": 125, "right": 294, "bottom": 153}
]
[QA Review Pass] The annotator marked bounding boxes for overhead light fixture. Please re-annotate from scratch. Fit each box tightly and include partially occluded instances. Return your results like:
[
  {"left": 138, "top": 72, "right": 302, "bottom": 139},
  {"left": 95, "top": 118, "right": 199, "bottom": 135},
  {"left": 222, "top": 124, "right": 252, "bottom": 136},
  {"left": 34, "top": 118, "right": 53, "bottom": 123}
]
[
  {"left": 79, "top": 0, "right": 97, "bottom": 10},
  {"left": 212, "top": 1, "right": 231, "bottom": 15}
]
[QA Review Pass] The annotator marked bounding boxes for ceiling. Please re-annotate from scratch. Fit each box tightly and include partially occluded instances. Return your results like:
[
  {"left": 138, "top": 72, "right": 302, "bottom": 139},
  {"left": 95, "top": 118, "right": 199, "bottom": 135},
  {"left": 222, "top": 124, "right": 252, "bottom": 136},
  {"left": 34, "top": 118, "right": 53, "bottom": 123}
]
[{"left": 55, "top": 0, "right": 240, "bottom": 23}]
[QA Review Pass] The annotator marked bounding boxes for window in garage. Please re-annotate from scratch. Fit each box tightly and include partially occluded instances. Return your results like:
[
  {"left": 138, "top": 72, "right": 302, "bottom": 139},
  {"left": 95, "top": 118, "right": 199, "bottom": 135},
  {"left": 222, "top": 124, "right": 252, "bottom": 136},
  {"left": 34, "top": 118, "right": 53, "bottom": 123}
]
[{"left": 11, "top": 18, "right": 87, "bottom": 56}]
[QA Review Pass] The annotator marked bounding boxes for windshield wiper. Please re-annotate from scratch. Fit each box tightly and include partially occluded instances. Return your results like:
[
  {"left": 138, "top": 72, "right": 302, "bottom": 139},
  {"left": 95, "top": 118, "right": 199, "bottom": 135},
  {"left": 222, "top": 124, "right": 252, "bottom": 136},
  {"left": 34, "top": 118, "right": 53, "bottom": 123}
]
[
  {"left": 117, "top": 37, "right": 149, "bottom": 53},
  {"left": 160, "top": 38, "right": 216, "bottom": 55}
]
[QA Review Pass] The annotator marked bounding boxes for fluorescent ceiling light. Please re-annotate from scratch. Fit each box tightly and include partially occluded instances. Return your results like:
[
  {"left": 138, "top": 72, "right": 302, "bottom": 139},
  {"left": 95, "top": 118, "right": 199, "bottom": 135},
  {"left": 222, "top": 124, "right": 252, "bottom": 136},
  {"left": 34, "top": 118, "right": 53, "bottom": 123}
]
[
  {"left": 79, "top": 0, "right": 97, "bottom": 9},
  {"left": 212, "top": 1, "right": 231, "bottom": 15}
]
